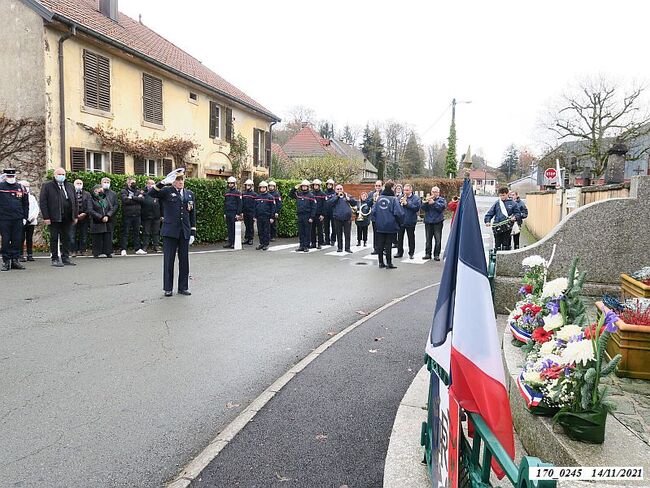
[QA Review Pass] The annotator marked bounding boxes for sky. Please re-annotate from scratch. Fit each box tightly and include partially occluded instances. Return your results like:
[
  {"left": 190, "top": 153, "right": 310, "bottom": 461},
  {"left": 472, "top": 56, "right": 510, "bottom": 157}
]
[{"left": 120, "top": 0, "right": 650, "bottom": 168}]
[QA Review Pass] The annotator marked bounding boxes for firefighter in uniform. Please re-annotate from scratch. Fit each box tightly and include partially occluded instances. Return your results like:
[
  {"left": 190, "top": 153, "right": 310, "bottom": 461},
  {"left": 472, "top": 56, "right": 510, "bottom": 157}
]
[
  {"left": 289, "top": 179, "right": 316, "bottom": 252},
  {"left": 268, "top": 181, "right": 282, "bottom": 241},
  {"left": 323, "top": 178, "right": 336, "bottom": 245},
  {"left": 223, "top": 176, "right": 242, "bottom": 248},
  {"left": 254, "top": 181, "right": 276, "bottom": 250},
  {"left": 0, "top": 169, "right": 29, "bottom": 271},
  {"left": 241, "top": 179, "right": 257, "bottom": 245},
  {"left": 148, "top": 170, "right": 196, "bottom": 297},
  {"left": 310, "top": 178, "right": 326, "bottom": 249}
]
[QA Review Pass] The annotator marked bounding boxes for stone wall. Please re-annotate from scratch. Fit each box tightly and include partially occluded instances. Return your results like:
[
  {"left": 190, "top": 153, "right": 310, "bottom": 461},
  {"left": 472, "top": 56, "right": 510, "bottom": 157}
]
[{"left": 493, "top": 175, "right": 650, "bottom": 314}]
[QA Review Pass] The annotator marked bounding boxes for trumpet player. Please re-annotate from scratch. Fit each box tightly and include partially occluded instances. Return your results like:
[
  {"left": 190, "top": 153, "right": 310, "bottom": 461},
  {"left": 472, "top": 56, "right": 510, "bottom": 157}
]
[
  {"left": 289, "top": 180, "right": 317, "bottom": 252},
  {"left": 366, "top": 180, "right": 383, "bottom": 255},
  {"left": 355, "top": 192, "right": 370, "bottom": 247},
  {"left": 422, "top": 186, "right": 447, "bottom": 260},
  {"left": 394, "top": 184, "right": 421, "bottom": 259},
  {"left": 326, "top": 184, "right": 357, "bottom": 253}
]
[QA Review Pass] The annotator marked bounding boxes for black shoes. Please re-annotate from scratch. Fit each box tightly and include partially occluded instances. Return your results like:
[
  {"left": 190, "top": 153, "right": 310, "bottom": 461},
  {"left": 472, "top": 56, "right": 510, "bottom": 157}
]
[
  {"left": 223, "top": 244, "right": 234, "bottom": 249},
  {"left": 27, "top": 255, "right": 35, "bottom": 261},
  {"left": 370, "top": 251, "right": 378, "bottom": 255},
  {"left": 51, "top": 260, "right": 64, "bottom": 267},
  {"left": 303, "top": 248, "right": 309, "bottom": 252},
  {"left": 434, "top": 256, "right": 441, "bottom": 261},
  {"left": 244, "top": 240, "right": 253, "bottom": 245},
  {"left": 345, "top": 248, "right": 352, "bottom": 253},
  {"left": 394, "top": 253, "right": 403, "bottom": 259},
  {"left": 296, "top": 247, "right": 305, "bottom": 252},
  {"left": 357, "top": 242, "right": 361, "bottom": 247},
  {"left": 164, "top": 291, "right": 173, "bottom": 297},
  {"left": 386, "top": 264, "right": 397, "bottom": 269},
  {"left": 178, "top": 290, "right": 191, "bottom": 296},
  {"left": 256, "top": 245, "right": 264, "bottom": 250},
  {"left": 262, "top": 245, "right": 269, "bottom": 250},
  {"left": 316, "top": 245, "right": 321, "bottom": 249},
  {"left": 423, "top": 254, "right": 432, "bottom": 260},
  {"left": 11, "top": 260, "right": 25, "bottom": 270},
  {"left": 62, "top": 259, "right": 76, "bottom": 266},
  {"left": 1, "top": 262, "right": 10, "bottom": 272},
  {"left": 337, "top": 249, "right": 343, "bottom": 253},
  {"left": 409, "top": 254, "right": 414, "bottom": 260},
  {"left": 19, "top": 256, "right": 27, "bottom": 262},
  {"left": 378, "top": 263, "right": 386, "bottom": 269}
]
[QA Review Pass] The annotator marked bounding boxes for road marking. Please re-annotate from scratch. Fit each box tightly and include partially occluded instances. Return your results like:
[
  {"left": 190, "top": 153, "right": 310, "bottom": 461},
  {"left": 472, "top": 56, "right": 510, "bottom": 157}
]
[
  {"left": 268, "top": 243, "right": 299, "bottom": 252},
  {"left": 165, "top": 282, "right": 441, "bottom": 488},
  {"left": 324, "top": 245, "right": 365, "bottom": 256},
  {"left": 399, "top": 250, "right": 428, "bottom": 264}
]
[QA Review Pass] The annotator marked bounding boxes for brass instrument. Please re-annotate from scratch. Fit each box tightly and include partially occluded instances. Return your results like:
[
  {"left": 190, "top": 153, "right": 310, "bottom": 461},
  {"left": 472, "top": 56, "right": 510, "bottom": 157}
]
[
  {"left": 356, "top": 203, "right": 371, "bottom": 222},
  {"left": 400, "top": 195, "right": 407, "bottom": 206},
  {"left": 425, "top": 194, "right": 434, "bottom": 204},
  {"left": 373, "top": 191, "right": 379, "bottom": 203}
]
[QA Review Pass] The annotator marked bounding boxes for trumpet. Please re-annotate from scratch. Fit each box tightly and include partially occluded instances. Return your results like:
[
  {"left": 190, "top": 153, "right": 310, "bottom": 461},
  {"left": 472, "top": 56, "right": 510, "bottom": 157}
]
[
  {"left": 425, "top": 194, "right": 434, "bottom": 204},
  {"left": 400, "top": 195, "right": 407, "bottom": 206},
  {"left": 373, "top": 191, "right": 379, "bottom": 203}
]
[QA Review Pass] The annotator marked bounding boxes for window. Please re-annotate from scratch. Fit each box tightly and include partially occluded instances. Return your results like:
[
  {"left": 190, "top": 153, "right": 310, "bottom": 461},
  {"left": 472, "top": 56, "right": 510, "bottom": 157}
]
[
  {"left": 70, "top": 147, "right": 86, "bottom": 172},
  {"left": 111, "top": 152, "right": 125, "bottom": 174},
  {"left": 209, "top": 101, "right": 221, "bottom": 139},
  {"left": 143, "top": 73, "right": 163, "bottom": 125},
  {"left": 145, "top": 158, "right": 163, "bottom": 177},
  {"left": 252, "top": 129, "right": 271, "bottom": 167},
  {"left": 86, "top": 151, "right": 107, "bottom": 172},
  {"left": 253, "top": 129, "right": 261, "bottom": 166},
  {"left": 83, "top": 50, "right": 111, "bottom": 112},
  {"left": 189, "top": 92, "right": 198, "bottom": 102}
]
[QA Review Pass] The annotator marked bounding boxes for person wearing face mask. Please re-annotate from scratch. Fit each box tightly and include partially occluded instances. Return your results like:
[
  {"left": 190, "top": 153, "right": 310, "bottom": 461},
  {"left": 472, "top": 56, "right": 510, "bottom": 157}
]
[
  {"left": 323, "top": 179, "right": 336, "bottom": 246},
  {"left": 39, "top": 167, "right": 78, "bottom": 267},
  {"left": 149, "top": 170, "right": 196, "bottom": 297},
  {"left": 87, "top": 184, "right": 114, "bottom": 258},
  {"left": 0, "top": 169, "right": 29, "bottom": 271},
  {"left": 18, "top": 180, "right": 39, "bottom": 262},
  {"left": 70, "top": 179, "right": 91, "bottom": 256},
  {"left": 223, "top": 176, "right": 242, "bottom": 249},
  {"left": 100, "top": 177, "right": 119, "bottom": 244},
  {"left": 241, "top": 179, "right": 257, "bottom": 245},
  {"left": 267, "top": 181, "right": 282, "bottom": 242},
  {"left": 120, "top": 177, "right": 146, "bottom": 255},
  {"left": 141, "top": 179, "right": 161, "bottom": 253}
]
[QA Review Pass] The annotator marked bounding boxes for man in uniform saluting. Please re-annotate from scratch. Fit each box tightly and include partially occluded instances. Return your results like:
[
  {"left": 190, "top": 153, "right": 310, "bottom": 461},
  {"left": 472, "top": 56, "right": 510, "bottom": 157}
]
[{"left": 148, "top": 169, "right": 196, "bottom": 297}]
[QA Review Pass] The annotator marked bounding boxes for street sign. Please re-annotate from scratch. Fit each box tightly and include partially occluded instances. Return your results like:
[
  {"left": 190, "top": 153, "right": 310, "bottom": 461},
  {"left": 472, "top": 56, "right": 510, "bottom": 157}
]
[{"left": 544, "top": 168, "right": 557, "bottom": 180}]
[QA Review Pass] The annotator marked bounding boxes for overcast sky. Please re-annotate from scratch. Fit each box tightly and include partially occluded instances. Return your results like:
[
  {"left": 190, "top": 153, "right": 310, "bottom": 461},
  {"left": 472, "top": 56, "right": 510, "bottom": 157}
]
[{"left": 121, "top": 0, "right": 649, "bottom": 167}]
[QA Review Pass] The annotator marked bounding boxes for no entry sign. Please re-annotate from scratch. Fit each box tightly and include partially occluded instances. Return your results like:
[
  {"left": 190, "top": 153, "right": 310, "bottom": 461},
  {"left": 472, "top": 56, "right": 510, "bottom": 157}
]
[{"left": 544, "top": 168, "right": 557, "bottom": 179}]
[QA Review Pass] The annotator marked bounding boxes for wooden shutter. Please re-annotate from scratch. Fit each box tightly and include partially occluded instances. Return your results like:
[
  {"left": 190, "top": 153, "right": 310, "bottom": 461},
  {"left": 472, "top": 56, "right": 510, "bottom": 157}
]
[
  {"left": 264, "top": 131, "right": 271, "bottom": 167},
  {"left": 225, "top": 107, "right": 233, "bottom": 143},
  {"left": 209, "top": 101, "right": 218, "bottom": 139},
  {"left": 163, "top": 158, "right": 173, "bottom": 174},
  {"left": 111, "top": 152, "right": 125, "bottom": 174},
  {"left": 134, "top": 156, "right": 145, "bottom": 175},
  {"left": 253, "top": 129, "right": 260, "bottom": 166},
  {"left": 83, "top": 50, "right": 110, "bottom": 111},
  {"left": 143, "top": 73, "right": 163, "bottom": 125},
  {"left": 70, "top": 147, "right": 86, "bottom": 173}
]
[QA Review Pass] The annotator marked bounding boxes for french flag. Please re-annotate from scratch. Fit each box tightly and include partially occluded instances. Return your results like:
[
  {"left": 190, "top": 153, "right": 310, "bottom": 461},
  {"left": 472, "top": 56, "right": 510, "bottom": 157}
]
[{"left": 426, "top": 179, "right": 514, "bottom": 478}]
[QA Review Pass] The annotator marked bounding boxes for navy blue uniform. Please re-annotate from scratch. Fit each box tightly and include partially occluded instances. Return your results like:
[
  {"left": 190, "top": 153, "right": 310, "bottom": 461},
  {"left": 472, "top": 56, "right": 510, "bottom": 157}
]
[
  {"left": 224, "top": 188, "right": 242, "bottom": 247},
  {"left": 269, "top": 190, "right": 282, "bottom": 240},
  {"left": 512, "top": 197, "right": 528, "bottom": 250},
  {"left": 422, "top": 196, "right": 447, "bottom": 259},
  {"left": 396, "top": 194, "right": 421, "bottom": 258},
  {"left": 0, "top": 181, "right": 29, "bottom": 264},
  {"left": 310, "top": 189, "right": 327, "bottom": 247},
  {"left": 371, "top": 194, "right": 404, "bottom": 266},
  {"left": 326, "top": 194, "right": 358, "bottom": 252},
  {"left": 254, "top": 191, "right": 276, "bottom": 248},
  {"left": 290, "top": 188, "right": 317, "bottom": 250},
  {"left": 323, "top": 188, "right": 336, "bottom": 245},
  {"left": 242, "top": 189, "right": 257, "bottom": 243},
  {"left": 484, "top": 197, "right": 521, "bottom": 251},
  {"left": 149, "top": 182, "right": 196, "bottom": 292}
]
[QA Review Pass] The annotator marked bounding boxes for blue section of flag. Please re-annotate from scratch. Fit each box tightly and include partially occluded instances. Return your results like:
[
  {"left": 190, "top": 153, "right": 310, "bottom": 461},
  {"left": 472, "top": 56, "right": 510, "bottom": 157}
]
[{"left": 429, "top": 179, "right": 486, "bottom": 347}]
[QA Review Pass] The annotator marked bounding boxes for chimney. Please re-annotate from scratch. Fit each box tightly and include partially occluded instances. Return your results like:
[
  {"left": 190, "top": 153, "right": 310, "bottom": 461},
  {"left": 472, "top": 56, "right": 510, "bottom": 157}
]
[{"left": 99, "top": 0, "right": 119, "bottom": 21}]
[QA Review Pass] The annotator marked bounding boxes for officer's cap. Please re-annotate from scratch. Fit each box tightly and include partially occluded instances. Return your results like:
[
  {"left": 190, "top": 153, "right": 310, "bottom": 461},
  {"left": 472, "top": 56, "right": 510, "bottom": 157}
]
[
  {"left": 244, "top": 179, "right": 254, "bottom": 185},
  {"left": 227, "top": 176, "right": 237, "bottom": 183},
  {"left": 312, "top": 179, "right": 322, "bottom": 185},
  {"left": 4, "top": 168, "right": 17, "bottom": 176},
  {"left": 259, "top": 181, "right": 268, "bottom": 188}
]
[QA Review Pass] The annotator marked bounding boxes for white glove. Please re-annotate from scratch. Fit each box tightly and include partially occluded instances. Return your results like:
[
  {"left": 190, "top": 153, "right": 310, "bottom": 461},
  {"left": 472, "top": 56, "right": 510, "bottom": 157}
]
[
  {"left": 162, "top": 168, "right": 185, "bottom": 185},
  {"left": 23, "top": 219, "right": 26, "bottom": 225},
  {"left": 189, "top": 235, "right": 195, "bottom": 246}
]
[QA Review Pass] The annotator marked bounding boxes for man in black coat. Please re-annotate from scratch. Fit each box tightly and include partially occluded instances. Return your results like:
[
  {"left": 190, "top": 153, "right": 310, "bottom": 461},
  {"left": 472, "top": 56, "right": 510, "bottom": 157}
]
[
  {"left": 70, "top": 179, "right": 91, "bottom": 256},
  {"left": 39, "top": 167, "right": 78, "bottom": 267},
  {"left": 101, "top": 176, "right": 119, "bottom": 243},
  {"left": 120, "top": 177, "right": 146, "bottom": 255},
  {"left": 148, "top": 171, "right": 196, "bottom": 297},
  {"left": 142, "top": 178, "right": 162, "bottom": 253},
  {"left": 0, "top": 168, "right": 29, "bottom": 271}
]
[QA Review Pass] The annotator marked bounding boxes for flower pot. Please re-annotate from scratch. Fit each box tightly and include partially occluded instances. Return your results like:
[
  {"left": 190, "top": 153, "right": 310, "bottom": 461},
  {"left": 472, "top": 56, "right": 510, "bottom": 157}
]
[
  {"left": 597, "top": 301, "right": 650, "bottom": 380},
  {"left": 621, "top": 273, "right": 650, "bottom": 299},
  {"left": 556, "top": 406, "right": 608, "bottom": 444}
]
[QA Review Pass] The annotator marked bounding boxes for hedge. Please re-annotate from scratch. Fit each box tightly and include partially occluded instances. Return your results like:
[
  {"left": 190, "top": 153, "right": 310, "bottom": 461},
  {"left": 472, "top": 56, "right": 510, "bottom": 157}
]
[
  {"left": 57, "top": 172, "right": 302, "bottom": 243},
  {"left": 407, "top": 178, "right": 464, "bottom": 200}
]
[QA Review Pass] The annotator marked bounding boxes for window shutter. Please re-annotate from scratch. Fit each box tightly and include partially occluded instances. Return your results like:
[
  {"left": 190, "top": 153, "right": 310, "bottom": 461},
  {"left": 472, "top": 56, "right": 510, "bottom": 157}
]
[
  {"left": 83, "top": 50, "right": 110, "bottom": 111},
  {"left": 253, "top": 129, "right": 259, "bottom": 166},
  {"left": 264, "top": 131, "right": 271, "bottom": 167},
  {"left": 225, "top": 107, "right": 233, "bottom": 143},
  {"left": 143, "top": 73, "right": 163, "bottom": 125},
  {"left": 163, "top": 158, "right": 173, "bottom": 174},
  {"left": 134, "top": 156, "right": 145, "bottom": 175},
  {"left": 209, "top": 101, "right": 217, "bottom": 139},
  {"left": 111, "top": 152, "right": 125, "bottom": 174},
  {"left": 70, "top": 147, "right": 86, "bottom": 173}
]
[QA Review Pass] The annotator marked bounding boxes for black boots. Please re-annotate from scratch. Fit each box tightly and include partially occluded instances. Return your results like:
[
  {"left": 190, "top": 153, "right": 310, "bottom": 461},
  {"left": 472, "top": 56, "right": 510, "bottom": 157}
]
[{"left": 11, "top": 259, "right": 25, "bottom": 270}]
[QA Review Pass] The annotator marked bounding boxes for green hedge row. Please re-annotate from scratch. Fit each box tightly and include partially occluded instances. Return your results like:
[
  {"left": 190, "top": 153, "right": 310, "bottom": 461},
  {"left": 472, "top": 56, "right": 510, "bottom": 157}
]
[{"left": 61, "top": 172, "right": 301, "bottom": 242}]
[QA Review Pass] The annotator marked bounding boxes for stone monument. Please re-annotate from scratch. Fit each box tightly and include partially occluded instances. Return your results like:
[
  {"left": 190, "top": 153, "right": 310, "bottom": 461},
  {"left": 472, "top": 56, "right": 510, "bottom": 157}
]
[{"left": 604, "top": 142, "right": 627, "bottom": 184}]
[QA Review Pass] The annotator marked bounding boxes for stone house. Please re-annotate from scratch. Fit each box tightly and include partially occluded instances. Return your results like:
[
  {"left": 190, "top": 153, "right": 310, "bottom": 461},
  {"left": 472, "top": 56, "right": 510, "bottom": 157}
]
[
  {"left": 469, "top": 169, "right": 499, "bottom": 195},
  {"left": 0, "top": 0, "right": 280, "bottom": 182}
]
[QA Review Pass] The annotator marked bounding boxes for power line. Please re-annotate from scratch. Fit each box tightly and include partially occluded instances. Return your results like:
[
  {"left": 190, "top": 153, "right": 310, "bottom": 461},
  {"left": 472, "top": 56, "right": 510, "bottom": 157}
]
[{"left": 421, "top": 103, "right": 452, "bottom": 137}]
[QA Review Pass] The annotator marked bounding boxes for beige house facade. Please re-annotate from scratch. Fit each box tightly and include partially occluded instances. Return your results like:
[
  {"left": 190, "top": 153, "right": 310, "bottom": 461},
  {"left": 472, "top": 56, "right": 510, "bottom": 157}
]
[{"left": 1, "top": 0, "right": 279, "bottom": 180}]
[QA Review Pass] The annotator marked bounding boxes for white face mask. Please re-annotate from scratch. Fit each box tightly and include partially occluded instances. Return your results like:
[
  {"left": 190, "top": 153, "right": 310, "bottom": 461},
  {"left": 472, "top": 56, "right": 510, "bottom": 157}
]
[
  {"left": 6, "top": 177, "right": 16, "bottom": 184},
  {"left": 102, "top": 183, "right": 110, "bottom": 190},
  {"left": 75, "top": 185, "right": 83, "bottom": 191}
]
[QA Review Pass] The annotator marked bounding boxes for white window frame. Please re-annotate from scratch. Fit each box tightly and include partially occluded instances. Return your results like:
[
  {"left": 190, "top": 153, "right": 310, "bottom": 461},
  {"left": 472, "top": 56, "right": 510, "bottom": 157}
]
[
  {"left": 210, "top": 102, "right": 221, "bottom": 139},
  {"left": 86, "top": 151, "right": 107, "bottom": 173},
  {"left": 145, "top": 158, "right": 163, "bottom": 177}
]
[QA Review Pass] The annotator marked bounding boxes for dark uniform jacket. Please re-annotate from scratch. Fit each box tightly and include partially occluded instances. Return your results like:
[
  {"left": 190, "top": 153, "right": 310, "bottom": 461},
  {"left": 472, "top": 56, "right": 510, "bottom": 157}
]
[
  {"left": 289, "top": 188, "right": 317, "bottom": 217},
  {"left": 149, "top": 183, "right": 197, "bottom": 239},
  {"left": 371, "top": 195, "right": 404, "bottom": 233},
  {"left": 514, "top": 198, "right": 528, "bottom": 224},
  {"left": 121, "top": 185, "right": 145, "bottom": 217},
  {"left": 324, "top": 188, "right": 336, "bottom": 216},
  {"left": 399, "top": 194, "right": 422, "bottom": 227},
  {"left": 269, "top": 190, "right": 282, "bottom": 215},
  {"left": 39, "top": 180, "right": 78, "bottom": 223},
  {"left": 141, "top": 191, "right": 161, "bottom": 220},
  {"left": 0, "top": 181, "right": 29, "bottom": 220},
  {"left": 312, "top": 189, "right": 327, "bottom": 216},
  {"left": 422, "top": 197, "right": 447, "bottom": 224},
  {"left": 104, "top": 189, "right": 119, "bottom": 230},
  {"left": 365, "top": 190, "right": 382, "bottom": 222},
  {"left": 224, "top": 188, "right": 243, "bottom": 215},
  {"left": 354, "top": 201, "right": 371, "bottom": 227},
  {"left": 86, "top": 195, "right": 113, "bottom": 233},
  {"left": 254, "top": 191, "right": 276, "bottom": 219},
  {"left": 484, "top": 198, "right": 521, "bottom": 224},
  {"left": 242, "top": 190, "right": 257, "bottom": 215},
  {"left": 74, "top": 189, "right": 92, "bottom": 220},
  {"left": 327, "top": 194, "right": 357, "bottom": 221}
]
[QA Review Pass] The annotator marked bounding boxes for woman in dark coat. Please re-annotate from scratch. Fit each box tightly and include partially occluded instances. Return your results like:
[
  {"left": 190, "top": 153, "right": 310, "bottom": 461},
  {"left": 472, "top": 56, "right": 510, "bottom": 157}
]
[
  {"left": 370, "top": 181, "right": 404, "bottom": 269},
  {"left": 86, "top": 184, "right": 113, "bottom": 258}
]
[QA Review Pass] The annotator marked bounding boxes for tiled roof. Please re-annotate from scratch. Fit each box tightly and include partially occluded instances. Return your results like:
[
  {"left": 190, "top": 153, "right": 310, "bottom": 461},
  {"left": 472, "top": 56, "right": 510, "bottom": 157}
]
[
  {"left": 271, "top": 143, "right": 292, "bottom": 165},
  {"left": 469, "top": 169, "right": 499, "bottom": 180},
  {"left": 281, "top": 126, "right": 334, "bottom": 158},
  {"left": 32, "top": 0, "right": 279, "bottom": 120}
]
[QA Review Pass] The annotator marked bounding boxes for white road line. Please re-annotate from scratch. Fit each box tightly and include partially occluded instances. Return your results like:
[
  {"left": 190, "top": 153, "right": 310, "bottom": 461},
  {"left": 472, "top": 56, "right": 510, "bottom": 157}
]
[
  {"left": 324, "top": 245, "right": 366, "bottom": 256},
  {"left": 268, "top": 243, "right": 299, "bottom": 252},
  {"left": 165, "top": 281, "right": 441, "bottom": 488},
  {"left": 399, "top": 250, "right": 428, "bottom": 264}
]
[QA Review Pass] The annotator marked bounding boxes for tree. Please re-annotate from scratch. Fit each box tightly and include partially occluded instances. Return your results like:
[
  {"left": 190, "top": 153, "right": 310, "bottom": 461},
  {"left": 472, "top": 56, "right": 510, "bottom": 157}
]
[
  {"left": 499, "top": 144, "right": 519, "bottom": 181},
  {"left": 318, "top": 121, "right": 334, "bottom": 139},
  {"left": 518, "top": 148, "right": 537, "bottom": 176},
  {"left": 384, "top": 121, "right": 409, "bottom": 179},
  {"left": 426, "top": 143, "right": 448, "bottom": 177},
  {"left": 229, "top": 132, "right": 250, "bottom": 181},
  {"left": 341, "top": 124, "right": 355, "bottom": 145},
  {"left": 402, "top": 132, "right": 424, "bottom": 176},
  {"left": 362, "top": 124, "right": 386, "bottom": 180},
  {"left": 273, "top": 105, "right": 317, "bottom": 145},
  {"left": 0, "top": 115, "right": 45, "bottom": 166},
  {"left": 545, "top": 77, "right": 650, "bottom": 178},
  {"left": 444, "top": 119, "right": 457, "bottom": 177}
]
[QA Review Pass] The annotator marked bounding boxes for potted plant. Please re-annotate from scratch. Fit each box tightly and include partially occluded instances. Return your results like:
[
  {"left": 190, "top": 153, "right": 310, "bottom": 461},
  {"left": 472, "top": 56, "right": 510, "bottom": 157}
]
[
  {"left": 597, "top": 298, "right": 650, "bottom": 380},
  {"left": 621, "top": 267, "right": 650, "bottom": 298}
]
